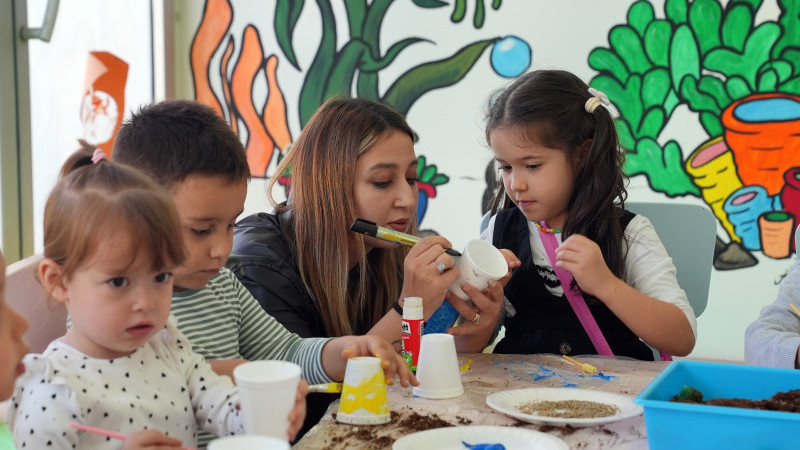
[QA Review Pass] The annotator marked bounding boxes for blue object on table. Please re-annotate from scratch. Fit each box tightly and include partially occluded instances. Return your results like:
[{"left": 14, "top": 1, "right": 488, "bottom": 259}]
[
  {"left": 424, "top": 301, "right": 460, "bottom": 334},
  {"left": 636, "top": 360, "right": 800, "bottom": 450}
]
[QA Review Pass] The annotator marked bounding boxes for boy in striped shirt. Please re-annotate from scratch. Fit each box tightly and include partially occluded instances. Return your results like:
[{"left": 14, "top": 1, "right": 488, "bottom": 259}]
[{"left": 112, "top": 100, "right": 415, "bottom": 443}]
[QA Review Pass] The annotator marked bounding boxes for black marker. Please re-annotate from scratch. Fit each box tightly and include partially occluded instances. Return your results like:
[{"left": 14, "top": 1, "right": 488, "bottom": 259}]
[{"left": 350, "top": 218, "right": 461, "bottom": 257}]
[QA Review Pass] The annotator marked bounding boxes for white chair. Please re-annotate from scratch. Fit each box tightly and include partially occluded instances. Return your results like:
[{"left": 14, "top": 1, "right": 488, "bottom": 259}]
[
  {"left": 5, "top": 254, "right": 67, "bottom": 353},
  {"left": 627, "top": 202, "right": 716, "bottom": 318}
]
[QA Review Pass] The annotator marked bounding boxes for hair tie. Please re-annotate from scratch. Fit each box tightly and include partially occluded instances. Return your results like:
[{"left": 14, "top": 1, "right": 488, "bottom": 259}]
[
  {"left": 585, "top": 88, "right": 619, "bottom": 119},
  {"left": 91, "top": 148, "right": 107, "bottom": 164}
]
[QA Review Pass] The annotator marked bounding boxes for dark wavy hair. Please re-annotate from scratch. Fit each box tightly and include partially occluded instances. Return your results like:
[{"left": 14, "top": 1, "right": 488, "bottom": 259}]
[{"left": 485, "top": 69, "right": 628, "bottom": 278}]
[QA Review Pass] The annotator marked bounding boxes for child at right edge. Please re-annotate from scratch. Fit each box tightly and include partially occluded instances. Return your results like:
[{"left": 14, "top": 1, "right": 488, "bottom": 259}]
[{"left": 480, "top": 70, "right": 696, "bottom": 359}]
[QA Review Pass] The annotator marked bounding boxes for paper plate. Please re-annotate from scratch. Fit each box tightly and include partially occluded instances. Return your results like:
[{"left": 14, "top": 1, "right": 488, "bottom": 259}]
[
  {"left": 392, "top": 425, "right": 568, "bottom": 450},
  {"left": 486, "top": 387, "right": 643, "bottom": 427}
]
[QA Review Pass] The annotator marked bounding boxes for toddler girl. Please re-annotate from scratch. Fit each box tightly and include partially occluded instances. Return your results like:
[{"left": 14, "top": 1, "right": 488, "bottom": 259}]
[{"left": 9, "top": 146, "right": 304, "bottom": 448}]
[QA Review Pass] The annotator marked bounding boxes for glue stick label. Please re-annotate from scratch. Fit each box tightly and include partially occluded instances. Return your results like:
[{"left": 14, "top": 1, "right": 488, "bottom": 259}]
[{"left": 401, "top": 318, "right": 424, "bottom": 372}]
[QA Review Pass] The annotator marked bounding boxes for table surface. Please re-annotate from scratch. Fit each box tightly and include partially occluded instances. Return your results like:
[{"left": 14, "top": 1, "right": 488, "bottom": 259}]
[{"left": 293, "top": 353, "right": 669, "bottom": 450}]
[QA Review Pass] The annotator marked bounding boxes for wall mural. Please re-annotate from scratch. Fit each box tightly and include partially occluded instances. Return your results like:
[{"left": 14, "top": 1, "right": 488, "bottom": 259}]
[
  {"left": 590, "top": 0, "right": 800, "bottom": 270},
  {"left": 189, "top": 0, "right": 530, "bottom": 227},
  {"left": 189, "top": 0, "right": 800, "bottom": 271}
]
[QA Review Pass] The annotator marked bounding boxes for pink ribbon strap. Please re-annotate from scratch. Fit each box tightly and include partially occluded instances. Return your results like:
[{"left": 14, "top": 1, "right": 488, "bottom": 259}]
[{"left": 537, "top": 227, "right": 614, "bottom": 356}]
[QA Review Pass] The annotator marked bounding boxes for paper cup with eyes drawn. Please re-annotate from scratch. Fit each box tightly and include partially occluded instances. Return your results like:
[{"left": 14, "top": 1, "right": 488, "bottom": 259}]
[
  {"left": 336, "top": 356, "right": 391, "bottom": 425},
  {"left": 233, "top": 361, "right": 301, "bottom": 440},
  {"left": 208, "top": 435, "right": 290, "bottom": 450},
  {"left": 449, "top": 239, "right": 508, "bottom": 301},
  {"left": 412, "top": 333, "right": 464, "bottom": 399}
]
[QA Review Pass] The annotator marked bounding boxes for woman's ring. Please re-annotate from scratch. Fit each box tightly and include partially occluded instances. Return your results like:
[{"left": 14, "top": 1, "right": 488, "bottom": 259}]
[
  {"left": 471, "top": 312, "right": 481, "bottom": 324},
  {"left": 435, "top": 260, "right": 446, "bottom": 273}
]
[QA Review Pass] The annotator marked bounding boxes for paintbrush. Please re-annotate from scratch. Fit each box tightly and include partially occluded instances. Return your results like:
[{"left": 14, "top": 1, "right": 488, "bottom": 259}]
[
  {"left": 562, "top": 354, "right": 599, "bottom": 375},
  {"left": 71, "top": 423, "right": 195, "bottom": 450}
]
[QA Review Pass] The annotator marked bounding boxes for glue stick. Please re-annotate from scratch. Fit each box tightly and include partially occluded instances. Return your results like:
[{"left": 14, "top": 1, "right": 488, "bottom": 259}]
[{"left": 401, "top": 297, "right": 424, "bottom": 372}]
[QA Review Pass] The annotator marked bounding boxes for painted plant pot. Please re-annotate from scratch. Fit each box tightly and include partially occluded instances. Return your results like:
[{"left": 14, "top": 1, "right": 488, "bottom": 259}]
[
  {"left": 779, "top": 167, "right": 800, "bottom": 251},
  {"left": 758, "top": 211, "right": 795, "bottom": 259},
  {"left": 722, "top": 93, "right": 800, "bottom": 196}
]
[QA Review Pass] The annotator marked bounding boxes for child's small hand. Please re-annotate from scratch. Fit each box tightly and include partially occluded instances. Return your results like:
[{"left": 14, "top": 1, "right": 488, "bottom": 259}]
[
  {"left": 122, "top": 429, "right": 184, "bottom": 449},
  {"left": 555, "top": 234, "right": 617, "bottom": 296},
  {"left": 341, "top": 335, "right": 418, "bottom": 388},
  {"left": 497, "top": 248, "right": 521, "bottom": 287},
  {"left": 287, "top": 379, "right": 308, "bottom": 442}
]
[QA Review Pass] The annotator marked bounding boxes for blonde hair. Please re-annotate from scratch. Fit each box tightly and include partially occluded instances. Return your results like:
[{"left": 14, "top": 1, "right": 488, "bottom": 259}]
[
  {"left": 43, "top": 142, "right": 185, "bottom": 284},
  {"left": 267, "top": 98, "right": 416, "bottom": 336}
]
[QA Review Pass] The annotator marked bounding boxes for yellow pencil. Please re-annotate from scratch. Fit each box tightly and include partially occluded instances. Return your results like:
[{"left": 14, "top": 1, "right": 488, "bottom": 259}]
[{"left": 562, "top": 355, "right": 599, "bottom": 375}]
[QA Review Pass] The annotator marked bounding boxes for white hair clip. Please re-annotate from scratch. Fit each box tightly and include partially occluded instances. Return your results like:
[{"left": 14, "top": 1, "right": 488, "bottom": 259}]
[{"left": 585, "top": 88, "right": 620, "bottom": 119}]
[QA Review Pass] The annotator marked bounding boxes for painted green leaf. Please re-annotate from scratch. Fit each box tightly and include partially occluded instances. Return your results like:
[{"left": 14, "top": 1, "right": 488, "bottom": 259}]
[
  {"left": 665, "top": 0, "right": 688, "bottom": 25},
  {"left": 628, "top": 0, "right": 655, "bottom": 37},
  {"left": 474, "top": 0, "right": 486, "bottom": 28},
  {"left": 664, "top": 90, "right": 680, "bottom": 116},
  {"left": 588, "top": 48, "right": 630, "bottom": 81},
  {"left": 637, "top": 107, "right": 666, "bottom": 138},
  {"left": 725, "top": 76, "right": 752, "bottom": 100},
  {"left": 643, "top": 20, "right": 673, "bottom": 67},
  {"left": 758, "top": 60, "right": 794, "bottom": 85},
  {"left": 680, "top": 77, "right": 721, "bottom": 115},
  {"left": 356, "top": 73, "right": 380, "bottom": 101},
  {"left": 705, "top": 23, "right": 780, "bottom": 88},
  {"left": 421, "top": 164, "right": 437, "bottom": 181},
  {"left": 642, "top": 68, "right": 671, "bottom": 110},
  {"left": 758, "top": 69, "right": 778, "bottom": 91},
  {"left": 412, "top": 0, "right": 447, "bottom": 7},
  {"left": 299, "top": 0, "right": 336, "bottom": 126},
  {"left": 669, "top": 25, "right": 700, "bottom": 92},
  {"left": 592, "top": 74, "right": 643, "bottom": 125},
  {"left": 274, "top": 0, "right": 305, "bottom": 70},
  {"left": 688, "top": 0, "right": 721, "bottom": 55},
  {"left": 431, "top": 174, "right": 449, "bottom": 185},
  {"left": 451, "top": 0, "right": 466, "bottom": 22},
  {"left": 625, "top": 137, "right": 699, "bottom": 197},
  {"left": 383, "top": 39, "right": 497, "bottom": 116},
  {"left": 492, "top": 0, "right": 502, "bottom": 10},
  {"left": 344, "top": 1, "right": 367, "bottom": 39},
  {"left": 609, "top": 25, "right": 651, "bottom": 74},
  {"left": 778, "top": 76, "right": 800, "bottom": 93},
  {"left": 779, "top": 48, "right": 800, "bottom": 74},
  {"left": 697, "top": 75, "right": 730, "bottom": 110},
  {"left": 616, "top": 120, "right": 635, "bottom": 150},
  {"left": 721, "top": 3, "right": 752, "bottom": 51},
  {"left": 731, "top": 0, "right": 763, "bottom": 10},
  {"left": 324, "top": 41, "right": 366, "bottom": 100},
  {"left": 774, "top": 0, "right": 800, "bottom": 58},
  {"left": 361, "top": 37, "right": 430, "bottom": 72},
  {"left": 699, "top": 111, "right": 723, "bottom": 137}
]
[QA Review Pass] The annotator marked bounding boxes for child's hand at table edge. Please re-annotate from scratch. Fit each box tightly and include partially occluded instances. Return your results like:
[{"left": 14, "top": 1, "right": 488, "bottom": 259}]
[
  {"left": 341, "top": 335, "right": 419, "bottom": 388},
  {"left": 287, "top": 379, "right": 308, "bottom": 442},
  {"left": 122, "top": 429, "right": 184, "bottom": 449}
]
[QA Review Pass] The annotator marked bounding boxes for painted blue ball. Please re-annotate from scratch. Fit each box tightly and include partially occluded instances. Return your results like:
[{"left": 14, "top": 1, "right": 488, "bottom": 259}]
[{"left": 490, "top": 36, "right": 531, "bottom": 78}]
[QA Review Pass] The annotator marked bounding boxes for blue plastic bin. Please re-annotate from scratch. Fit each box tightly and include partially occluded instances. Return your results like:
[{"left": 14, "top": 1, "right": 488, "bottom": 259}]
[{"left": 636, "top": 360, "right": 800, "bottom": 449}]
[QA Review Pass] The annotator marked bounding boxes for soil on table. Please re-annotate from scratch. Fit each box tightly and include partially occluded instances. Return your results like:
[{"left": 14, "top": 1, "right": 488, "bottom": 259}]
[{"left": 672, "top": 387, "right": 800, "bottom": 412}]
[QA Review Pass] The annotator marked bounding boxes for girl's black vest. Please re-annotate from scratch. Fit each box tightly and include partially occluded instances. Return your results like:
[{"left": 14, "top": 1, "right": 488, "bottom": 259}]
[{"left": 492, "top": 207, "right": 655, "bottom": 360}]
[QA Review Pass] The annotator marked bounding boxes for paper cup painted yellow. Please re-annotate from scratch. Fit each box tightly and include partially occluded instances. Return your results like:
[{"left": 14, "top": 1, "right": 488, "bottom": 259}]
[
  {"left": 336, "top": 356, "right": 391, "bottom": 425},
  {"left": 449, "top": 239, "right": 507, "bottom": 300}
]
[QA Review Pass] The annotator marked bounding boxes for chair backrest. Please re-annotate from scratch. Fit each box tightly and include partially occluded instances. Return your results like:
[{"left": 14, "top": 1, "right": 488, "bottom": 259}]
[
  {"left": 627, "top": 202, "right": 716, "bottom": 317},
  {"left": 5, "top": 254, "right": 67, "bottom": 353}
]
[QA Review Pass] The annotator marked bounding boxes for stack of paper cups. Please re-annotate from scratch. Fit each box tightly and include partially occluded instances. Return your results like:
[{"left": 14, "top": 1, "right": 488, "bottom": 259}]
[
  {"left": 412, "top": 333, "right": 464, "bottom": 399},
  {"left": 336, "top": 357, "right": 391, "bottom": 424}
]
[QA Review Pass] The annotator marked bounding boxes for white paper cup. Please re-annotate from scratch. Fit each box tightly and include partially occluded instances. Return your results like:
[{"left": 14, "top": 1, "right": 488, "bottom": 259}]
[
  {"left": 233, "top": 361, "right": 301, "bottom": 440},
  {"left": 207, "top": 435, "right": 290, "bottom": 450},
  {"left": 449, "top": 239, "right": 507, "bottom": 300},
  {"left": 412, "top": 333, "right": 464, "bottom": 399},
  {"left": 336, "top": 356, "right": 391, "bottom": 425}
]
